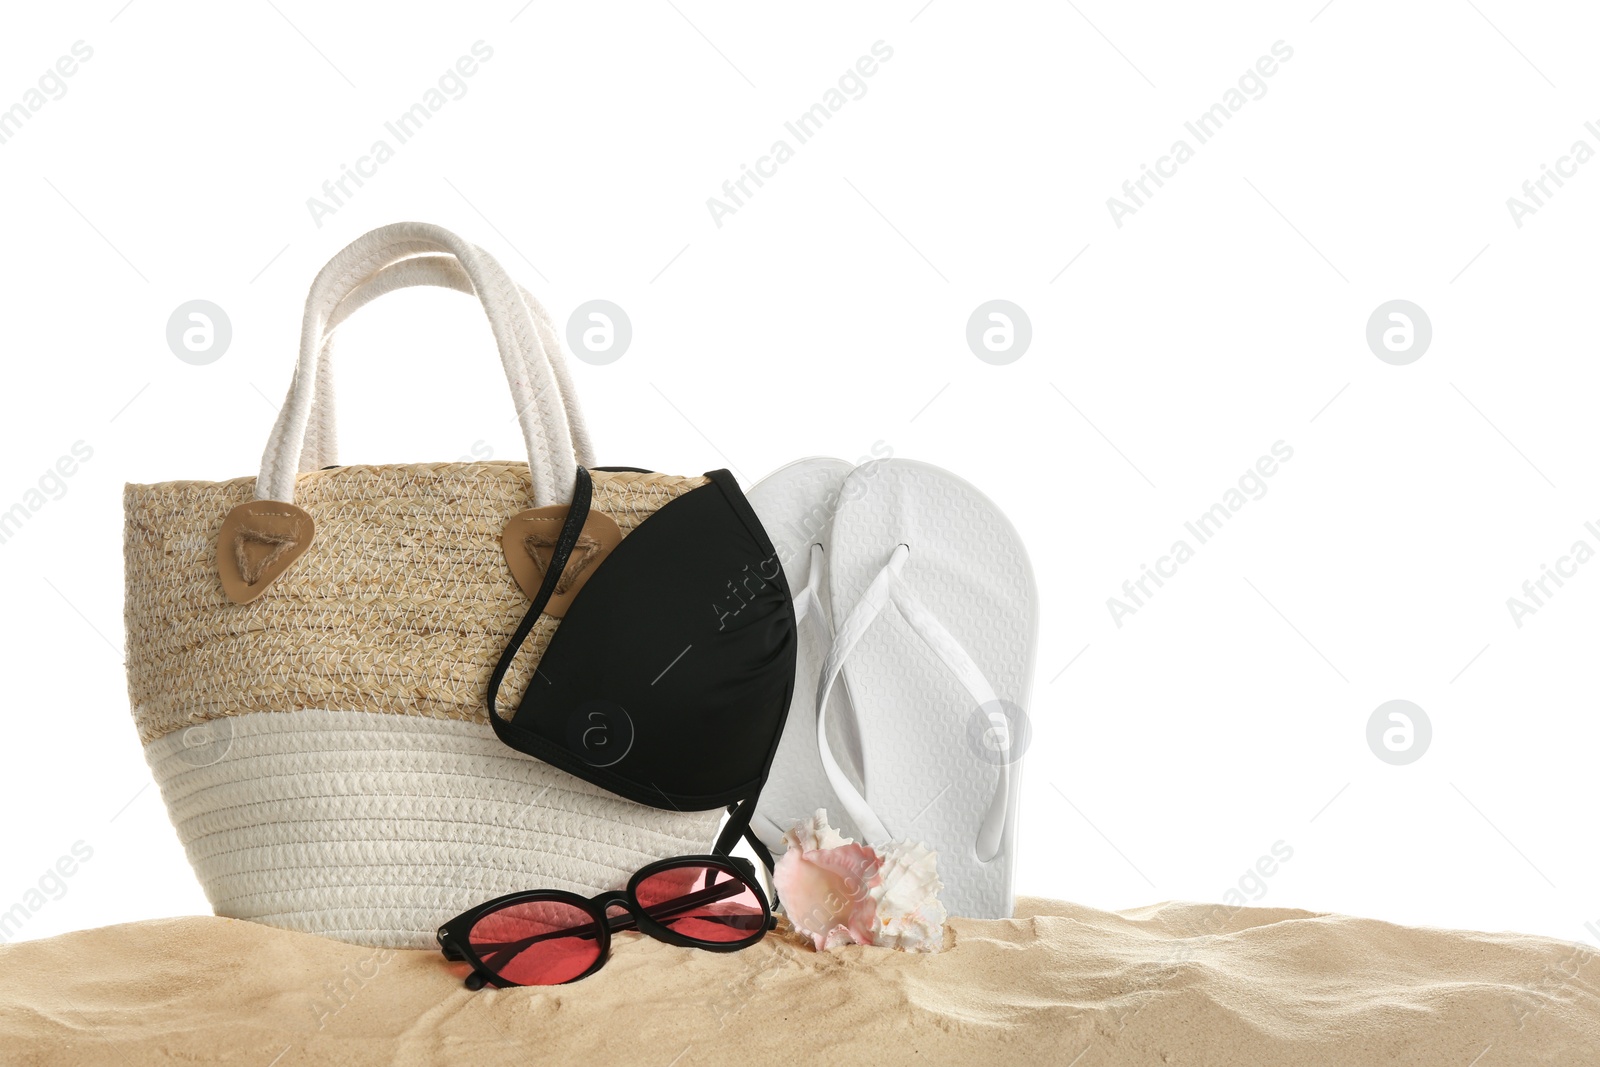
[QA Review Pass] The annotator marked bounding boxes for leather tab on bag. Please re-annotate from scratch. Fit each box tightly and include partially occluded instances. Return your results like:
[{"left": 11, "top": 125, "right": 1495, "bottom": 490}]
[
  {"left": 503, "top": 507, "right": 621, "bottom": 617},
  {"left": 217, "top": 501, "right": 315, "bottom": 604}
]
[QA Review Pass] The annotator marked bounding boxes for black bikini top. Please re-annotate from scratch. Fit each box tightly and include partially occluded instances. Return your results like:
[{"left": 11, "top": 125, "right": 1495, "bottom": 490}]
[{"left": 487, "top": 467, "right": 796, "bottom": 866}]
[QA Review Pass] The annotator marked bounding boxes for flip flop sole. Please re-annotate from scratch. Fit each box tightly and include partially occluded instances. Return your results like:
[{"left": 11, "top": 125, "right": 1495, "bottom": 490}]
[
  {"left": 828, "top": 459, "right": 1037, "bottom": 919},
  {"left": 746, "top": 457, "right": 866, "bottom": 848}
]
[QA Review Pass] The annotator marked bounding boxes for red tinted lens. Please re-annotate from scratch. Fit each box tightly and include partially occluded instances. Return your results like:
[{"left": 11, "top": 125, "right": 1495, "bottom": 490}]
[
  {"left": 467, "top": 899, "right": 604, "bottom": 985},
  {"left": 635, "top": 863, "right": 765, "bottom": 944}
]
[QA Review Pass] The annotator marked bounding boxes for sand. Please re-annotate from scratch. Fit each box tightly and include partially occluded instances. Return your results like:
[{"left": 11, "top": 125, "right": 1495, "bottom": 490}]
[{"left": 2, "top": 897, "right": 1597, "bottom": 1065}]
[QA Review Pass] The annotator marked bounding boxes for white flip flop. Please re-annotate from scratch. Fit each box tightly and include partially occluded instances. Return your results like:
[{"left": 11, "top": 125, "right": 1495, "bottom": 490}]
[
  {"left": 818, "top": 459, "right": 1037, "bottom": 919},
  {"left": 746, "top": 457, "right": 868, "bottom": 850}
]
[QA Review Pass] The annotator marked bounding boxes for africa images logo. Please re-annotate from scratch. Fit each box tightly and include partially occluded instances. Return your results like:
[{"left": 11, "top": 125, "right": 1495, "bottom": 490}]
[
  {"left": 1105, "top": 40, "right": 1294, "bottom": 228},
  {"left": 705, "top": 41, "right": 895, "bottom": 228}
]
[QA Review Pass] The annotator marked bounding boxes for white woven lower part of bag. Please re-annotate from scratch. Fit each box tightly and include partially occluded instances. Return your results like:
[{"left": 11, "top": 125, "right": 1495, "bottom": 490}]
[{"left": 146, "top": 710, "right": 721, "bottom": 949}]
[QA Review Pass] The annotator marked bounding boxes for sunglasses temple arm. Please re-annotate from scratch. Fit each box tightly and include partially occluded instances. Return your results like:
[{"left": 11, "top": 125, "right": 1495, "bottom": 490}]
[
  {"left": 637, "top": 878, "right": 755, "bottom": 921},
  {"left": 592, "top": 879, "right": 753, "bottom": 937},
  {"left": 464, "top": 880, "right": 762, "bottom": 957}
]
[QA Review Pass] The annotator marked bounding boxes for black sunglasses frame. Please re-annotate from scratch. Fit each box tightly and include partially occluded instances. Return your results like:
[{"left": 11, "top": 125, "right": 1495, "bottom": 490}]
[{"left": 437, "top": 855, "right": 775, "bottom": 989}]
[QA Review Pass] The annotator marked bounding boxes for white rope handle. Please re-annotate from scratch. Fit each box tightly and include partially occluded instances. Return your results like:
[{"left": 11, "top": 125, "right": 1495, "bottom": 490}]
[
  {"left": 264, "top": 227, "right": 577, "bottom": 502},
  {"left": 299, "top": 254, "right": 597, "bottom": 472},
  {"left": 257, "top": 222, "right": 578, "bottom": 507}
]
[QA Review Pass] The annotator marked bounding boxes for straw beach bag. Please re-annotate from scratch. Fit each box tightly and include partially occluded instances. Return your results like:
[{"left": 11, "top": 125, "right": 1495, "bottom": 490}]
[{"left": 125, "top": 223, "right": 731, "bottom": 949}]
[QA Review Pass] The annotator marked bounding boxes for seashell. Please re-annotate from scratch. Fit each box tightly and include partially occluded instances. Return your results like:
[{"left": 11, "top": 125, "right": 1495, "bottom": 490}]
[
  {"left": 775, "top": 811, "right": 882, "bottom": 951},
  {"left": 780, "top": 808, "right": 855, "bottom": 854},
  {"left": 773, "top": 811, "right": 947, "bottom": 953},
  {"left": 867, "top": 839, "right": 947, "bottom": 953}
]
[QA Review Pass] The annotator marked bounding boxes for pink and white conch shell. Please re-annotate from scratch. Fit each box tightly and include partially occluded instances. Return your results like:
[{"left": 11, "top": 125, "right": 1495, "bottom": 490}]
[
  {"left": 774, "top": 811, "right": 946, "bottom": 953},
  {"left": 868, "top": 839, "right": 947, "bottom": 953},
  {"left": 781, "top": 809, "right": 854, "bottom": 853},
  {"left": 773, "top": 812, "right": 881, "bottom": 951}
]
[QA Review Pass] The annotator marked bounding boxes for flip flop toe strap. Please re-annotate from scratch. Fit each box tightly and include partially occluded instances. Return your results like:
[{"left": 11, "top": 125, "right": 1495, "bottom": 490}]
[
  {"left": 816, "top": 545, "right": 1011, "bottom": 862},
  {"left": 791, "top": 543, "right": 826, "bottom": 629}
]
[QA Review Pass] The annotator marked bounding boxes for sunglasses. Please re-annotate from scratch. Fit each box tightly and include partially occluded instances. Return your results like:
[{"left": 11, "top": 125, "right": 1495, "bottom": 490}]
[{"left": 437, "top": 855, "right": 775, "bottom": 988}]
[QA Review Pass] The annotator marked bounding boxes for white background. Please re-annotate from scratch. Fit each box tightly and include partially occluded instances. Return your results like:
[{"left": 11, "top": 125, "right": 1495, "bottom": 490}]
[{"left": 2, "top": 0, "right": 1597, "bottom": 947}]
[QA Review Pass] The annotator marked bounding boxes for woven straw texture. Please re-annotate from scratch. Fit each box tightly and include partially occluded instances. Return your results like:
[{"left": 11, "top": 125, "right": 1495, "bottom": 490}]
[
  {"left": 125, "top": 463, "right": 707, "bottom": 745},
  {"left": 145, "top": 708, "right": 724, "bottom": 949}
]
